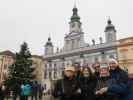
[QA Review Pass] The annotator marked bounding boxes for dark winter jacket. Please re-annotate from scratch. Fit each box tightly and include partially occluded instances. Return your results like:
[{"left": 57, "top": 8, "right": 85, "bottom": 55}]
[
  {"left": 0, "top": 87, "right": 4, "bottom": 100},
  {"left": 121, "top": 79, "right": 133, "bottom": 100},
  {"left": 94, "top": 71, "right": 100, "bottom": 79},
  {"left": 53, "top": 76, "right": 81, "bottom": 100},
  {"left": 108, "top": 67, "right": 133, "bottom": 100},
  {"left": 79, "top": 76, "right": 97, "bottom": 100},
  {"left": 75, "top": 71, "right": 81, "bottom": 81},
  {"left": 95, "top": 76, "right": 119, "bottom": 100},
  {"left": 31, "top": 83, "right": 38, "bottom": 95}
]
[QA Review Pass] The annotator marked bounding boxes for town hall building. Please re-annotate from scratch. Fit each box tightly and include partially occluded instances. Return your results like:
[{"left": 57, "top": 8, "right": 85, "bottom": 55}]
[{"left": 43, "top": 6, "right": 118, "bottom": 91}]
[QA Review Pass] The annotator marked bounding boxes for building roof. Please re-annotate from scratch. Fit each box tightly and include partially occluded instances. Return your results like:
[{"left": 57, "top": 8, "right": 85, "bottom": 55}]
[
  {"left": 32, "top": 55, "right": 44, "bottom": 60},
  {"left": 118, "top": 36, "right": 133, "bottom": 42},
  {"left": 0, "top": 50, "right": 15, "bottom": 58}
]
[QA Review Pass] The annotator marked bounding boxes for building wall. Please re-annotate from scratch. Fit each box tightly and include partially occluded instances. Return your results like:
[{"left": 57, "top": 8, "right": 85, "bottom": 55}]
[
  {"left": 117, "top": 37, "right": 133, "bottom": 74},
  {"left": 0, "top": 55, "right": 14, "bottom": 83},
  {"left": 31, "top": 56, "right": 44, "bottom": 84}
]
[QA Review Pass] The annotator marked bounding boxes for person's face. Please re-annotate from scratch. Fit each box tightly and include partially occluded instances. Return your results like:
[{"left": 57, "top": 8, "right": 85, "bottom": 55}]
[
  {"left": 109, "top": 62, "right": 118, "bottom": 70},
  {"left": 100, "top": 68, "right": 109, "bottom": 77},
  {"left": 83, "top": 68, "right": 90, "bottom": 77},
  {"left": 65, "top": 70, "right": 74, "bottom": 77}
]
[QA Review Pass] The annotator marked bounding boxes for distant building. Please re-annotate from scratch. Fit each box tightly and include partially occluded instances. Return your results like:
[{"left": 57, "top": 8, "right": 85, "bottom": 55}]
[
  {"left": 117, "top": 37, "right": 133, "bottom": 75},
  {"left": 0, "top": 50, "right": 15, "bottom": 83},
  {"left": 31, "top": 55, "right": 44, "bottom": 84},
  {"left": 43, "top": 6, "right": 118, "bottom": 91}
]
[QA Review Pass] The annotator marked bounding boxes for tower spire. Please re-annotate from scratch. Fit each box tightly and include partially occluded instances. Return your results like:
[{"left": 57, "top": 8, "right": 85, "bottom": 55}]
[
  {"left": 69, "top": 1, "right": 82, "bottom": 33},
  {"left": 71, "top": 2, "right": 80, "bottom": 22},
  {"left": 74, "top": 0, "right": 77, "bottom": 8},
  {"left": 105, "top": 17, "right": 116, "bottom": 32},
  {"left": 107, "top": 16, "right": 112, "bottom": 24}
]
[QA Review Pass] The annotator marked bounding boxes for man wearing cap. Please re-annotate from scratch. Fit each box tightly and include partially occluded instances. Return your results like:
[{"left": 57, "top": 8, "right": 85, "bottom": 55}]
[{"left": 53, "top": 65, "right": 81, "bottom": 100}]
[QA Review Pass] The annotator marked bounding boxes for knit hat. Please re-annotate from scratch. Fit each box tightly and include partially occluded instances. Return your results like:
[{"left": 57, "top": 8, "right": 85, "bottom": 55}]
[
  {"left": 100, "top": 63, "right": 108, "bottom": 68},
  {"left": 108, "top": 58, "right": 118, "bottom": 65}
]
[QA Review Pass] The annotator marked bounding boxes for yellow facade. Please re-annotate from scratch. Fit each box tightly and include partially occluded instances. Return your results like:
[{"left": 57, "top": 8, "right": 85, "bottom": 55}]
[
  {"left": 0, "top": 50, "right": 15, "bottom": 83},
  {"left": 31, "top": 55, "right": 44, "bottom": 84},
  {"left": 117, "top": 37, "right": 133, "bottom": 75}
]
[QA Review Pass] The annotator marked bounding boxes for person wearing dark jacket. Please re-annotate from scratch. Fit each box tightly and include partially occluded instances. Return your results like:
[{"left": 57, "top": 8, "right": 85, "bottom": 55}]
[
  {"left": 98, "top": 59, "right": 133, "bottom": 100},
  {"left": 0, "top": 85, "right": 4, "bottom": 100},
  {"left": 80, "top": 67, "right": 97, "bottom": 100},
  {"left": 53, "top": 65, "right": 81, "bottom": 100},
  {"left": 126, "top": 75, "right": 133, "bottom": 100},
  {"left": 31, "top": 81, "right": 38, "bottom": 100},
  {"left": 95, "top": 63, "right": 118, "bottom": 100}
]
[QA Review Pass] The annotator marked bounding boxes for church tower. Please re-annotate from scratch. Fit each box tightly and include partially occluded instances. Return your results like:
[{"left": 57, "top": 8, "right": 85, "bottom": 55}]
[
  {"left": 63, "top": 5, "right": 86, "bottom": 51},
  {"left": 45, "top": 37, "right": 54, "bottom": 55},
  {"left": 69, "top": 5, "right": 82, "bottom": 33},
  {"left": 105, "top": 18, "right": 117, "bottom": 43}
]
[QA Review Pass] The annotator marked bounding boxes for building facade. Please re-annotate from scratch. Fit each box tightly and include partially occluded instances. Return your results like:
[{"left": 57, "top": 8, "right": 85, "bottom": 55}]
[
  {"left": 31, "top": 55, "right": 44, "bottom": 84},
  {"left": 0, "top": 50, "right": 15, "bottom": 83},
  {"left": 43, "top": 6, "right": 118, "bottom": 91},
  {"left": 117, "top": 37, "right": 133, "bottom": 75}
]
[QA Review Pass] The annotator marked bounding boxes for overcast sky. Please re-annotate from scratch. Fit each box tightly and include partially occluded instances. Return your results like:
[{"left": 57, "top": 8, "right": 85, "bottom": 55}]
[{"left": 0, "top": 0, "right": 132, "bottom": 55}]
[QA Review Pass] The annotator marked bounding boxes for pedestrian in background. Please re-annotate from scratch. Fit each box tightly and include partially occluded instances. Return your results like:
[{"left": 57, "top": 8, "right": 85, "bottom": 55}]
[
  {"left": 31, "top": 81, "right": 39, "bottom": 100},
  {"left": 0, "top": 83, "right": 5, "bottom": 100},
  {"left": 23, "top": 81, "right": 32, "bottom": 100},
  {"left": 38, "top": 83, "right": 44, "bottom": 100},
  {"left": 20, "top": 82, "right": 25, "bottom": 100}
]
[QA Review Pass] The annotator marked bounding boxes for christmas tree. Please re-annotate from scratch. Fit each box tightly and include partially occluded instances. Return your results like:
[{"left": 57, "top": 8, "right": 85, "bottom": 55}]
[{"left": 5, "top": 42, "right": 35, "bottom": 94}]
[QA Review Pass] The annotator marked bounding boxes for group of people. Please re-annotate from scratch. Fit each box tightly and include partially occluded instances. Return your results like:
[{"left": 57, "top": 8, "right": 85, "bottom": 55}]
[
  {"left": 0, "top": 81, "right": 44, "bottom": 100},
  {"left": 20, "top": 81, "right": 44, "bottom": 100},
  {"left": 53, "top": 59, "right": 133, "bottom": 100}
]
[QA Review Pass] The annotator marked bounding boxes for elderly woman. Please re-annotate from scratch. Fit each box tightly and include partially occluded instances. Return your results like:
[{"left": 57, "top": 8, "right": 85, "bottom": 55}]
[{"left": 53, "top": 65, "right": 81, "bottom": 100}]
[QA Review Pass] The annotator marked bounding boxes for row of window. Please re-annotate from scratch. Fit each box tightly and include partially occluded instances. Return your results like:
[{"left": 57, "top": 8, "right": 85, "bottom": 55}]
[{"left": 44, "top": 54, "right": 115, "bottom": 79}]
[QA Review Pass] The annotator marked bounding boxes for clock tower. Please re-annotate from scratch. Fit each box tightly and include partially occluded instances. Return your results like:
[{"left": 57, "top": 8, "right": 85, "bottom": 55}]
[
  {"left": 69, "top": 5, "right": 82, "bottom": 33},
  {"left": 105, "top": 18, "right": 117, "bottom": 43},
  {"left": 63, "top": 6, "right": 86, "bottom": 51}
]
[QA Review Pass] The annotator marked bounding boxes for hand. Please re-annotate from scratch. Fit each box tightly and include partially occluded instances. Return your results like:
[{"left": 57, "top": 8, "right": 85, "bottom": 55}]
[
  {"left": 95, "top": 91, "right": 100, "bottom": 95},
  {"left": 95, "top": 90, "right": 103, "bottom": 95},
  {"left": 99, "top": 87, "right": 108, "bottom": 93},
  {"left": 76, "top": 88, "right": 81, "bottom": 94}
]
